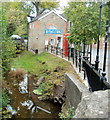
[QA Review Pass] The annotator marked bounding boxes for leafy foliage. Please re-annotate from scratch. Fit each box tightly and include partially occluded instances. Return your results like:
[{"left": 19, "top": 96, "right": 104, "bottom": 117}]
[
  {"left": 64, "top": 2, "right": 106, "bottom": 49},
  {"left": 33, "top": 82, "right": 53, "bottom": 95},
  {"left": 4, "top": 2, "right": 29, "bottom": 37},
  {"left": 32, "top": 0, "right": 59, "bottom": 16},
  {"left": 59, "top": 107, "right": 75, "bottom": 120},
  {"left": 1, "top": 3, "right": 16, "bottom": 72},
  {"left": 105, "top": 1, "right": 110, "bottom": 25},
  {"left": 0, "top": 90, "right": 10, "bottom": 108}
]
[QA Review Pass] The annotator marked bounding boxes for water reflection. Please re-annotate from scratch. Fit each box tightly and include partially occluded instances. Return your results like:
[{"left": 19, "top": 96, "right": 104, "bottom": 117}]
[
  {"left": 21, "top": 100, "right": 34, "bottom": 110},
  {"left": 6, "top": 105, "right": 17, "bottom": 115},
  {"left": 19, "top": 74, "right": 28, "bottom": 93}
]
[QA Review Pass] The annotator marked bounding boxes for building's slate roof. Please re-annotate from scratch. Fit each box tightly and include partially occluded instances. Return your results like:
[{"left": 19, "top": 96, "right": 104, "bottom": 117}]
[{"left": 29, "top": 10, "right": 67, "bottom": 23}]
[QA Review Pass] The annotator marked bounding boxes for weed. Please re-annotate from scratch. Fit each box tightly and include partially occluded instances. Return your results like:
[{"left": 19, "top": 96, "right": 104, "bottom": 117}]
[
  {"left": 33, "top": 82, "right": 53, "bottom": 95},
  {"left": 59, "top": 107, "right": 75, "bottom": 120}
]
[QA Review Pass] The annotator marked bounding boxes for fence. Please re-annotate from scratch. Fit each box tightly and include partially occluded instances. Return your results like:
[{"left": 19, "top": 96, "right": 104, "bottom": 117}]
[{"left": 45, "top": 44, "right": 110, "bottom": 92}]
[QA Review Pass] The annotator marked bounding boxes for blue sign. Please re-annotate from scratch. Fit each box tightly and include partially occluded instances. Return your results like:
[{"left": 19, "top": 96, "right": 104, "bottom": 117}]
[{"left": 45, "top": 29, "right": 62, "bottom": 34}]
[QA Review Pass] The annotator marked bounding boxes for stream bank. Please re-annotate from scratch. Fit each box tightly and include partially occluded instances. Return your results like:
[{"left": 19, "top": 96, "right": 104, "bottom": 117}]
[
  {"left": 2, "top": 68, "right": 62, "bottom": 119},
  {"left": 2, "top": 51, "right": 74, "bottom": 119}
]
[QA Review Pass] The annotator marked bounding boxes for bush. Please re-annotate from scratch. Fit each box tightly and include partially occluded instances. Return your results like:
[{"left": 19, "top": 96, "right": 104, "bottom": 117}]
[{"left": 2, "top": 39, "right": 16, "bottom": 72}]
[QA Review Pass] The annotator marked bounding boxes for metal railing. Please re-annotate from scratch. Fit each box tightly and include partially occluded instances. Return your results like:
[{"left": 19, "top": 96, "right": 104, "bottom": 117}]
[{"left": 45, "top": 43, "right": 110, "bottom": 92}]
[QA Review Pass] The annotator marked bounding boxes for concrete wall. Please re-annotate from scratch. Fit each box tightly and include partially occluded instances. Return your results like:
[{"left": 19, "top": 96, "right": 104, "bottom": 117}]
[
  {"left": 28, "top": 12, "right": 67, "bottom": 53},
  {"left": 65, "top": 73, "right": 89, "bottom": 109}
]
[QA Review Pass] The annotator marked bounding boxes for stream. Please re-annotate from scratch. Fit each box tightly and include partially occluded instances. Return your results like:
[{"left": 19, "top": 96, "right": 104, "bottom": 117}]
[{"left": 3, "top": 68, "right": 61, "bottom": 119}]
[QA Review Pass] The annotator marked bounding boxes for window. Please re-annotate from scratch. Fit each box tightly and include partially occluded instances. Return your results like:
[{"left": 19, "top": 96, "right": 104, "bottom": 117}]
[{"left": 50, "top": 39, "right": 54, "bottom": 45}]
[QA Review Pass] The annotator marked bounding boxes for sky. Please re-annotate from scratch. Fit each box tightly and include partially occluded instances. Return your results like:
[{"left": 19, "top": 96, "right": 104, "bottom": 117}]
[
  {"left": 59, "top": 0, "right": 68, "bottom": 7},
  {"left": 57, "top": 0, "right": 69, "bottom": 14}
]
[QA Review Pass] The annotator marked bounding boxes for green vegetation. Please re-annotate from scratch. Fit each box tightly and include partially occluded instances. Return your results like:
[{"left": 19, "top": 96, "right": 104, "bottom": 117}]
[
  {"left": 0, "top": 90, "right": 10, "bottom": 108},
  {"left": 59, "top": 107, "right": 75, "bottom": 120},
  {"left": 11, "top": 51, "right": 72, "bottom": 74},
  {"left": 1, "top": 3, "right": 16, "bottom": 72},
  {"left": 32, "top": 0, "right": 59, "bottom": 16},
  {"left": 3, "top": 1, "right": 59, "bottom": 37},
  {"left": 11, "top": 51, "right": 73, "bottom": 100},
  {"left": 4, "top": 2, "right": 30, "bottom": 37},
  {"left": 33, "top": 82, "right": 53, "bottom": 95},
  {"left": 64, "top": 2, "right": 106, "bottom": 49}
]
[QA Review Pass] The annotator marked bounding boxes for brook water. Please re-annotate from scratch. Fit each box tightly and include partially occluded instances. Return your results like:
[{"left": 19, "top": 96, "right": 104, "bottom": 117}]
[{"left": 3, "top": 69, "right": 61, "bottom": 119}]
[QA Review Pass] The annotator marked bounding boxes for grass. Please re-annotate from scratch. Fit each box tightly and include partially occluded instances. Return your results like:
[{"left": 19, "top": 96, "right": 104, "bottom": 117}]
[
  {"left": 11, "top": 51, "right": 74, "bottom": 101},
  {"left": 11, "top": 51, "right": 73, "bottom": 75}
]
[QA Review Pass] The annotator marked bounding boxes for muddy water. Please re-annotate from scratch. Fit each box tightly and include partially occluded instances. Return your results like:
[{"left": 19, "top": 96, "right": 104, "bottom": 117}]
[{"left": 4, "top": 70, "right": 61, "bottom": 119}]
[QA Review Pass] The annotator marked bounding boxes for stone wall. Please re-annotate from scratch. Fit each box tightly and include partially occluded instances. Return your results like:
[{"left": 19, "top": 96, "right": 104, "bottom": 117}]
[
  {"left": 73, "top": 90, "right": 109, "bottom": 119},
  {"left": 65, "top": 73, "right": 110, "bottom": 119}
]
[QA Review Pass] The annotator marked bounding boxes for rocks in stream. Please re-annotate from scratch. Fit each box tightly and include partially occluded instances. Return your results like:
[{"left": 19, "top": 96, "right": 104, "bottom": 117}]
[{"left": 53, "top": 84, "right": 65, "bottom": 104}]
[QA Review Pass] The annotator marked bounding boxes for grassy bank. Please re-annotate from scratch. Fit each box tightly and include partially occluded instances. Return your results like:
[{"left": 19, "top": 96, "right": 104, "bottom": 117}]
[
  {"left": 11, "top": 51, "right": 73, "bottom": 75},
  {"left": 11, "top": 51, "right": 74, "bottom": 102}
]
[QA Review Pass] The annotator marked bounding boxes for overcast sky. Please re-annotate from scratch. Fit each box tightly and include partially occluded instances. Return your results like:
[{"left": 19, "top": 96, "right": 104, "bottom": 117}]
[{"left": 59, "top": 0, "right": 68, "bottom": 7}]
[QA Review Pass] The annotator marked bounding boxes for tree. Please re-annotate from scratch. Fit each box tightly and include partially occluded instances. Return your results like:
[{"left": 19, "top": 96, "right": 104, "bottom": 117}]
[
  {"left": 1, "top": 3, "right": 16, "bottom": 72},
  {"left": 105, "top": 1, "right": 110, "bottom": 24},
  {"left": 4, "top": 2, "right": 32, "bottom": 37},
  {"left": 32, "top": 0, "right": 59, "bottom": 16},
  {"left": 64, "top": 2, "right": 106, "bottom": 49}
]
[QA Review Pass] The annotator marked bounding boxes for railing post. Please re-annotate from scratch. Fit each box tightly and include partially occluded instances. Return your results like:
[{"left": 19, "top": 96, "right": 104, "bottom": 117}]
[
  {"left": 56, "top": 46, "right": 58, "bottom": 55},
  {"left": 79, "top": 50, "right": 81, "bottom": 73},
  {"left": 51, "top": 45, "right": 52, "bottom": 53},
  {"left": 100, "top": 20, "right": 109, "bottom": 89},
  {"left": 95, "top": 2, "right": 102, "bottom": 71},
  {"left": 75, "top": 49, "right": 78, "bottom": 67},
  {"left": 62, "top": 49, "right": 63, "bottom": 58},
  {"left": 47, "top": 45, "right": 48, "bottom": 51},
  {"left": 90, "top": 44, "right": 92, "bottom": 64},
  {"left": 83, "top": 56, "right": 89, "bottom": 80},
  {"left": 72, "top": 48, "right": 74, "bottom": 64},
  {"left": 53, "top": 46, "right": 55, "bottom": 54},
  {"left": 103, "top": 20, "right": 109, "bottom": 72},
  {"left": 83, "top": 44, "right": 86, "bottom": 79},
  {"left": 68, "top": 45, "right": 70, "bottom": 61}
]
